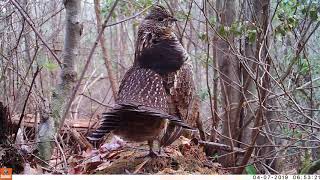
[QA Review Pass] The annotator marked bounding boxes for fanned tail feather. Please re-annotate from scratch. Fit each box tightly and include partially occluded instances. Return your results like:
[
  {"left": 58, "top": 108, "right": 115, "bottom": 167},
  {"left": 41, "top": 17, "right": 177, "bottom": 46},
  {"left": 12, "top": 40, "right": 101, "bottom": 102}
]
[
  {"left": 160, "top": 125, "right": 183, "bottom": 147},
  {"left": 87, "top": 103, "right": 194, "bottom": 142},
  {"left": 117, "top": 103, "right": 194, "bottom": 130},
  {"left": 87, "top": 111, "right": 121, "bottom": 141}
]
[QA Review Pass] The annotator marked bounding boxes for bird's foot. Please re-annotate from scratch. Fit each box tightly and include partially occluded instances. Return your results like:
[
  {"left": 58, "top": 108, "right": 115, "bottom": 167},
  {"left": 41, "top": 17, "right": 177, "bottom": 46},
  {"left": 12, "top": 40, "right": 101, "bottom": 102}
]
[
  {"left": 148, "top": 150, "right": 159, "bottom": 158},
  {"left": 157, "top": 147, "right": 169, "bottom": 157}
]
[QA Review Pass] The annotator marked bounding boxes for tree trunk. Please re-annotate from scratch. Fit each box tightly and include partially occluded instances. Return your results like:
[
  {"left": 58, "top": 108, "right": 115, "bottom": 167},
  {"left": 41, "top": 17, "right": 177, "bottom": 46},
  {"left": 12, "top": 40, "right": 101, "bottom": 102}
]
[
  {"left": 37, "top": 0, "right": 81, "bottom": 165},
  {"left": 236, "top": 0, "right": 276, "bottom": 174},
  {"left": 0, "top": 102, "right": 9, "bottom": 144},
  {"left": 251, "top": 0, "right": 277, "bottom": 173},
  {"left": 216, "top": 0, "right": 241, "bottom": 168},
  {"left": 93, "top": 0, "right": 118, "bottom": 99},
  {"left": 20, "top": 0, "right": 33, "bottom": 64}
]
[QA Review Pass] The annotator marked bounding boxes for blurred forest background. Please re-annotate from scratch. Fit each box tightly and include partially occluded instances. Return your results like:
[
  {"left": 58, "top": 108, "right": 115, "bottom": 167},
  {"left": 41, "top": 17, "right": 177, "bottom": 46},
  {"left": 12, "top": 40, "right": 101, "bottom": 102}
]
[{"left": 0, "top": 0, "right": 320, "bottom": 175}]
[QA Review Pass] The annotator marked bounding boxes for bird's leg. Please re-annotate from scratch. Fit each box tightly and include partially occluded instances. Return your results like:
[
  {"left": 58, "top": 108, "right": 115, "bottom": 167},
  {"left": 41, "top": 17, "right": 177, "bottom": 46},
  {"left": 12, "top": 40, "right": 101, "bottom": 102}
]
[
  {"left": 148, "top": 140, "right": 158, "bottom": 158},
  {"left": 137, "top": 140, "right": 168, "bottom": 159},
  {"left": 158, "top": 146, "right": 162, "bottom": 154},
  {"left": 136, "top": 140, "right": 157, "bottom": 159},
  {"left": 157, "top": 140, "right": 169, "bottom": 157}
]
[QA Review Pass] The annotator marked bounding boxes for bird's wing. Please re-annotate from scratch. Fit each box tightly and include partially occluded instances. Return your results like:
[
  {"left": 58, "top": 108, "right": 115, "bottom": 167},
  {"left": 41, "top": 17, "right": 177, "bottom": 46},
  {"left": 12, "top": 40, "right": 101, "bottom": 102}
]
[{"left": 161, "top": 61, "right": 200, "bottom": 146}]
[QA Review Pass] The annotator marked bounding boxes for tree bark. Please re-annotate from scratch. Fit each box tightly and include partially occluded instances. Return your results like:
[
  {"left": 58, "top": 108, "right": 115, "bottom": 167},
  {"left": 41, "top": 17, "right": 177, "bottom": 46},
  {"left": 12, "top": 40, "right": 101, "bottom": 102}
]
[
  {"left": 93, "top": 0, "right": 118, "bottom": 99},
  {"left": 252, "top": 0, "right": 277, "bottom": 173},
  {"left": 37, "top": 0, "right": 81, "bottom": 164},
  {"left": 216, "top": 0, "right": 241, "bottom": 168},
  {"left": 0, "top": 102, "right": 9, "bottom": 144},
  {"left": 236, "top": 0, "right": 275, "bottom": 174},
  {"left": 301, "top": 158, "right": 320, "bottom": 174}
]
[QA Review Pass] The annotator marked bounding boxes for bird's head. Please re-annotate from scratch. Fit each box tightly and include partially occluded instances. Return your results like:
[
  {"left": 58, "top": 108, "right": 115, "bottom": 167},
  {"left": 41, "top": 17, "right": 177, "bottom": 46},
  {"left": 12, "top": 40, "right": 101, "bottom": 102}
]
[{"left": 141, "top": 5, "right": 177, "bottom": 33}]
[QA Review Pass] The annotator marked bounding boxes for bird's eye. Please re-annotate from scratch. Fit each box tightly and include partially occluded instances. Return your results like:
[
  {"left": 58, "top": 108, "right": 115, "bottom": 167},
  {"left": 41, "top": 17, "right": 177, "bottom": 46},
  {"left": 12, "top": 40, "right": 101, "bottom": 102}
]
[{"left": 157, "top": 17, "right": 164, "bottom": 21}]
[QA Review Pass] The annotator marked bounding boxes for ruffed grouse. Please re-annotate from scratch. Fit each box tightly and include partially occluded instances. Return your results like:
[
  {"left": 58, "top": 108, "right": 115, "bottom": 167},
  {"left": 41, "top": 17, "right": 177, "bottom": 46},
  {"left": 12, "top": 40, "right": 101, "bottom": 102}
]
[
  {"left": 88, "top": 5, "right": 194, "bottom": 156},
  {"left": 134, "top": 5, "right": 199, "bottom": 147}
]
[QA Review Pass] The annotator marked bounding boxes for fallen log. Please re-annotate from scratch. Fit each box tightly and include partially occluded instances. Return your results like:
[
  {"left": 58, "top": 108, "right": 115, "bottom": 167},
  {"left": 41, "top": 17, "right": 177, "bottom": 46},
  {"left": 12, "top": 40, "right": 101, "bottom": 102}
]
[
  {"left": 192, "top": 139, "right": 246, "bottom": 154},
  {"left": 11, "top": 114, "right": 98, "bottom": 131}
]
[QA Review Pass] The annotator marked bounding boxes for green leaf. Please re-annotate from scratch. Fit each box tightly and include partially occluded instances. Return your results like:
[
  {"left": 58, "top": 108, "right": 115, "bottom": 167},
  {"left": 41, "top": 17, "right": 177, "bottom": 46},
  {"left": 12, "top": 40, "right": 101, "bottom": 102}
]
[
  {"left": 218, "top": 25, "right": 228, "bottom": 38},
  {"left": 245, "top": 164, "right": 257, "bottom": 175},
  {"left": 138, "top": 0, "right": 153, "bottom": 7},
  {"left": 101, "top": 0, "right": 117, "bottom": 18},
  {"left": 301, "top": 7, "right": 307, "bottom": 15},
  {"left": 230, "top": 22, "right": 243, "bottom": 36},
  {"left": 275, "top": 26, "right": 286, "bottom": 36},
  {"left": 175, "top": 11, "right": 188, "bottom": 21},
  {"left": 132, "top": 21, "right": 139, "bottom": 28},
  {"left": 198, "top": 33, "right": 207, "bottom": 42},
  {"left": 247, "top": 29, "right": 257, "bottom": 43},
  {"left": 198, "top": 88, "right": 209, "bottom": 101},
  {"left": 43, "top": 61, "right": 58, "bottom": 71},
  {"left": 209, "top": 16, "right": 216, "bottom": 25},
  {"left": 310, "top": 8, "right": 318, "bottom": 21},
  {"left": 299, "top": 60, "right": 309, "bottom": 75},
  {"left": 278, "top": 13, "right": 285, "bottom": 21}
]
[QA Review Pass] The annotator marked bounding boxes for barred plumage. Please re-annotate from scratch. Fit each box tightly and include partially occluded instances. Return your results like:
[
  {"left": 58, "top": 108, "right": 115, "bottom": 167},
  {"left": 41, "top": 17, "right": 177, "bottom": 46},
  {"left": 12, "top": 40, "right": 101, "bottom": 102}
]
[
  {"left": 88, "top": 5, "right": 194, "bottom": 156},
  {"left": 88, "top": 68, "right": 191, "bottom": 142},
  {"left": 134, "top": 5, "right": 199, "bottom": 148},
  {"left": 161, "top": 60, "right": 199, "bottom": 146}
]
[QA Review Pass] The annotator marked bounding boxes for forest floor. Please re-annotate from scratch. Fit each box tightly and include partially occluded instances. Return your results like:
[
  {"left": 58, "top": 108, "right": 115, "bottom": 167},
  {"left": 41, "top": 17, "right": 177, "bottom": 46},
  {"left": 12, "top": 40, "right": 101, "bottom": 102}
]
[
  {"left": 1, "top": 114, "right": 223, "bottom": 174},
  {"left": 68, "top": 136, "right": 223, "bottom": 174},
  {"left": 0, "top": 135, "right": 224, "bottom": 174},
  {"left": 3, "top": 114, "right": 304, "bottom": 175}
]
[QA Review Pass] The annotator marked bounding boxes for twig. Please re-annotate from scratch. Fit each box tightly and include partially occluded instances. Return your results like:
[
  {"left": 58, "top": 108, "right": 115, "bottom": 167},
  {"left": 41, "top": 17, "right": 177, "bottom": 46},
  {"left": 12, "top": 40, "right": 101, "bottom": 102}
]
[
  {"left": 54, "top": 135, "right": 68, "bottom": 173},
  {"left": 180, "top": 1, "right": 193, "bottom": 41},
  {"left": 133, "top": 157, "right": 151, "bottom": 174},
  {"left": 105, "top": 5, "right": 152, "bottom": 27},
  {"left": 73, "top": 69, "right": 98, "bottom": 120},
  {"left": 271, "top": 119, "right": 320, "bottom": 130},
  {"left": 69, "top": 128, "right": 93, "bottom": 150},
  {"left": 80, "top": 93, "right": 112, "bottom": 108},
  {"left": 14, "top": 66, "right": 40, "bottom": 143},
  {"left": 85, "top": 86, "right": 111, "bottom": 134},
  {"left": 10, "top": 0, "right": 63, "bottom": 67},
  {"left": 203, "top": 2, "right": 215, "bottom": 143}
]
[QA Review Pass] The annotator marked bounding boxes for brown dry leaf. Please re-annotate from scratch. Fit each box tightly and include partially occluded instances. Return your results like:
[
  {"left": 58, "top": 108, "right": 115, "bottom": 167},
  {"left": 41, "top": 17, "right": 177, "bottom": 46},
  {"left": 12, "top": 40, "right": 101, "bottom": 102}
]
[
  {"left": 96, "top": 161, "right": 112, "bottom": 171},
  {"left": 85, "top": 161, "right": 103, "bottom": 173},
  {"left": 83, "top": 149, "right": 99, "bottom": 158},
  {"left": 164, "top": 147, "right": 183, "bottom": 157},
  {"left": 106, "top": 149, "right": 125, "bottom": 159},
  {"left": 23, "top": 163, "right": 39, "bottom": 174},
  {"left": 118, "top": 150, "right": 135, "bottom": 160},
  {"left": 180, "top": 136, "right": 191, "bottom": 145},
  {"left": 212, "top": 162, "right": 222, "bottom": 168},
  {"left": 68, "top": 165, "right": 84, "bottom": 174},
  {"left": 158, "top": 168, "right": 175, "bottom": 174},
  {"left": 133, "top": 157, "right": 151, "bottom": 174},
  {"left": 100, "top": 152, "right": 109, "bottom": 159},
  {"left": 157, "top": 167, "right": 182, "bottom": 174}
]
